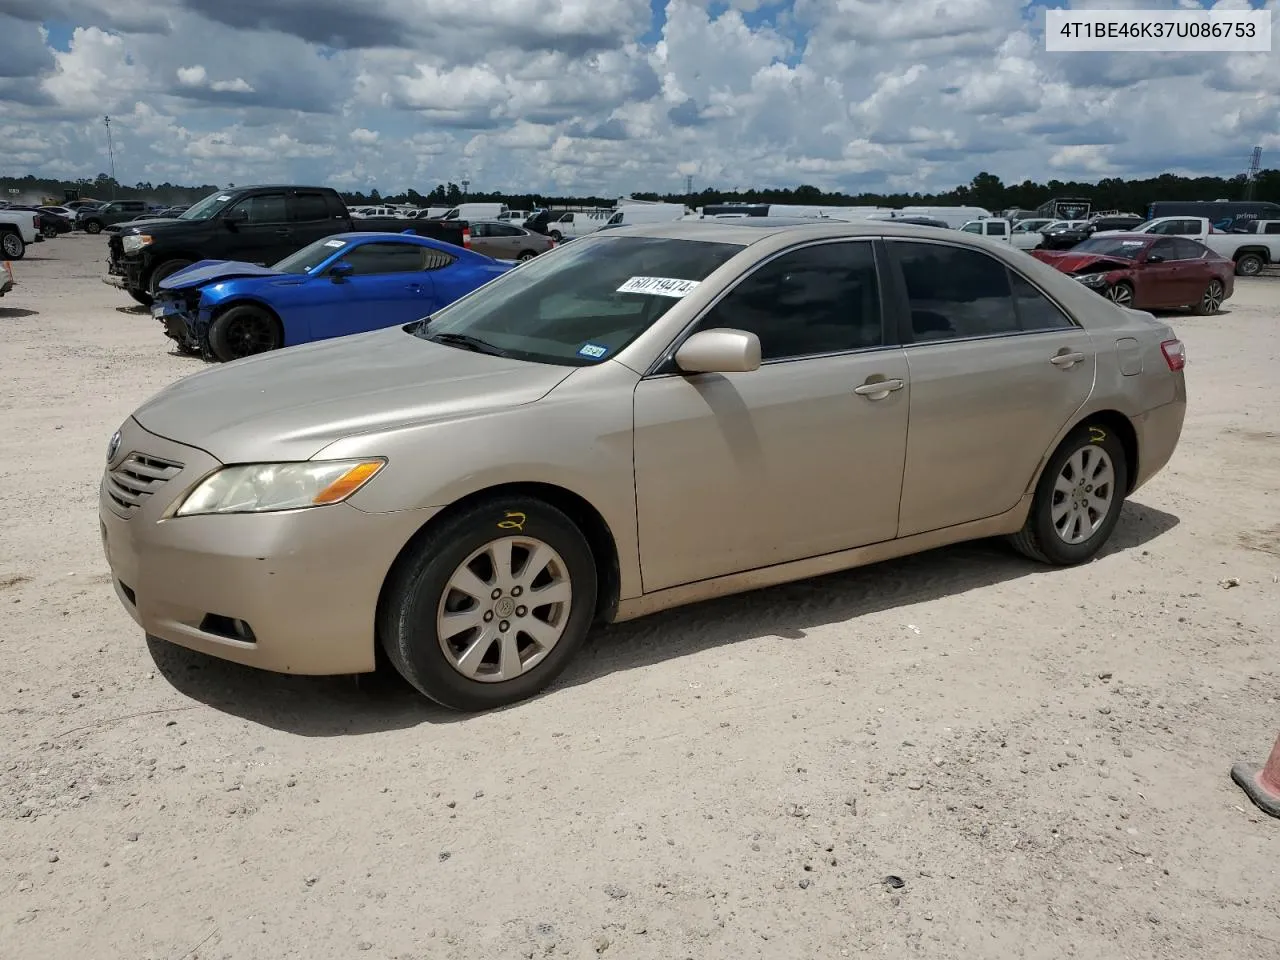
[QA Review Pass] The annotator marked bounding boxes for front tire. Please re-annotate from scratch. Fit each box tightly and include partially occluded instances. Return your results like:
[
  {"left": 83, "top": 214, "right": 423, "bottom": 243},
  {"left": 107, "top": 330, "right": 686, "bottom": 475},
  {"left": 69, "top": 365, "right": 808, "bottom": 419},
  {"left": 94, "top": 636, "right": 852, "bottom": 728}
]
[
  {"left": 1104, "top": 282, "right": 1133, "bottom": 307},
  {"left": 1, "top": 231, "right": 24, "bottom": 259},
  {"left": 147, "top": 259, "right": 193, "bottom": 297},
  {"left": 127, "top": 287, "right": 153, "bottom": 307},
  {"left": 378, "top": 496, "right": 598, "bottom": 711},
  {"left": 84, "top": 220, "right": 103, "bottom": 235},
  {"left": 1009, "top": 422, "right": 1129, "bottom": 566},
  {"left": 1235, "top": 253, "right": 1263, "bottom": 277},
  {"left": 207, "top": 304, "right": 282, "bottom": 362}
]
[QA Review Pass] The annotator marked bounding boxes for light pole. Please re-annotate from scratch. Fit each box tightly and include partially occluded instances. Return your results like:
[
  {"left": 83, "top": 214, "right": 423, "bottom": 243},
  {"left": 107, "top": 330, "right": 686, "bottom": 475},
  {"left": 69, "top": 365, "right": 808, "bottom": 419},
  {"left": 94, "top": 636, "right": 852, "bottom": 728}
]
[{"left": 103, "top": 115, "right": 117, "bottom": 198}]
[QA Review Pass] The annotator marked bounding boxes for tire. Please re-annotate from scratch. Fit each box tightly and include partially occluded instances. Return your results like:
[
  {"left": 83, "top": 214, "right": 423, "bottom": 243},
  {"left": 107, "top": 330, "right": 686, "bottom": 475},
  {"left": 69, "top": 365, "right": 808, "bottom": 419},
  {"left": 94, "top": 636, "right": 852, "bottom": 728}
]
[
  {"left": 549, "top": 230, "right": 563, "bottom": 242},
  {"left": 41, "top": 224, "right": 58, "bottom": 240},
  {"left": 146, "top": 259, "right": 193, "bottom": 297},
  {"left": 378, "top": 495, "right": 598, "bottom": 711},
  {"left": 517, "top": 250, "right": 537, "bottom": 261},
  {"left": 1104, "top": 282, "right": 1133, "bottom": 307},
  {"left": 207, "top": 304, "right": 282, "bottom": 362},
  {"left": 0, "top": 230, "right": 24, "bottom": 259},
  {"left": 1009, "top": 421, "right": 1130, "bottom": 566},
  {"left": 127, "top": 287, "right": 153, "bottom": 307},
  {"left": 1235, "top": 253, "right": 1263, "bottom": 277},
  {"left": 1194, "top": 278, "right": 1225, "bottom": 316},
  {"left": 84, "top": 220, "right": 103, "bottom": 235}
]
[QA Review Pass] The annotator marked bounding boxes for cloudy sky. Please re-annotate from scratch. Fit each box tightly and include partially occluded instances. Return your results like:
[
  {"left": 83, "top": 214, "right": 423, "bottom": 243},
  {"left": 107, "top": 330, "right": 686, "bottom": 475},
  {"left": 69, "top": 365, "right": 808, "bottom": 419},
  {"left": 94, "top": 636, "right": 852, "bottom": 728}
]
[{"left": 0, "top": 0, "right": 1276, "bottom": 197}]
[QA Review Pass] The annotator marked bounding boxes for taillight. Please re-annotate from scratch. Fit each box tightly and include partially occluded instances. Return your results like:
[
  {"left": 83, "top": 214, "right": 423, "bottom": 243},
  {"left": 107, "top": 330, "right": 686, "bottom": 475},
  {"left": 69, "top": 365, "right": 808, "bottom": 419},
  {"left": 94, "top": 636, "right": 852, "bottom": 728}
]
[
  {"left": 1160, "top": 338, "right": 1186, "bottom": 371},
  {"left": 461, "top": 226, "right": 471, "bottom": 249}
]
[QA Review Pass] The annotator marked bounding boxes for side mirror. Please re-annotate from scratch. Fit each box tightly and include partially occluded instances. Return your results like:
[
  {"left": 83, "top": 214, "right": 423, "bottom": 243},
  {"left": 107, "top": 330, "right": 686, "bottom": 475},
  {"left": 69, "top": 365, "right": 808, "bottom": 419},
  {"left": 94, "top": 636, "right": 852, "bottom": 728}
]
[
  {"left": 674, "top": 328, "right": 761, "bottom": 375},
  {"left": 329, "top": 260, "right": 354, "bottom": 281}
]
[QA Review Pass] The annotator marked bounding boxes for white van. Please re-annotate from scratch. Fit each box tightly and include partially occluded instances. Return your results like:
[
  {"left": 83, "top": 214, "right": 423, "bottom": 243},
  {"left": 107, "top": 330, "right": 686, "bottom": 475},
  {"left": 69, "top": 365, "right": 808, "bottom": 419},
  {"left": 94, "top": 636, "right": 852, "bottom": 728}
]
[
  {"left": 441, "top": 202, "right": 507, "bottom": 221},
  {"left": 605, "top": 203, "right": 689, "bottom": 227},
  {"left": 901, "top": 206, "right": 993, "bottom": 229}
]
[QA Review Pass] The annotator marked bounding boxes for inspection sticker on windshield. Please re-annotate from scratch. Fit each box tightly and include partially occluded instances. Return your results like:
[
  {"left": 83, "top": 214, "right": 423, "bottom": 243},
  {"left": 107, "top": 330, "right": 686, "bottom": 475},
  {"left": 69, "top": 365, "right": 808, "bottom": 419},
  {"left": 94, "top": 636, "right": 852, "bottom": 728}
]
[
  {"left": 617, "top": 276, "right": 700, "bottom": 298},
  {"left": 578, "top": 343, "right": 609, "bottom": 359},
  {"left": 323, "top": 239, "right": 346, "bottom": 248},
  {"left": 216, "top": 195, "right": 231, "bottom": 201}
]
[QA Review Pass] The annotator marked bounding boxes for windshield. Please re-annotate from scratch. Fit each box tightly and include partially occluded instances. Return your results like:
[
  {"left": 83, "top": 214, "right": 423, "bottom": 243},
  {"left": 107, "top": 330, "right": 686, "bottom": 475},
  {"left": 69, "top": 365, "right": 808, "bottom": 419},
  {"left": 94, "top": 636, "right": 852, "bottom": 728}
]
[
  {"left": 1070, "top": 236, "right": 1148, "bottom": 258},
  {"left": 272, "top": 236, "right": 349, "bottom": 274},
  {"left": 413, "top": 235, "right": 742, "bottom": 366},
  {"left": 179, "top": 191, "right": 236, "bottom": 221},
  {"left": 1130, "top": 220, "right": 1156, "bottom": 232}
]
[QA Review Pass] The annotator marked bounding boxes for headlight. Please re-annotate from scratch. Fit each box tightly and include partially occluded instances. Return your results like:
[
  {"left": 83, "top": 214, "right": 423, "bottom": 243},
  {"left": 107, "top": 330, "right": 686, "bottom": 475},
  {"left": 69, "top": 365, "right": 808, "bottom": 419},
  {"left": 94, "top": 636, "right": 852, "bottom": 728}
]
[
  {"left": 1074, "top": 272, "right": 1109, "bottom": 287},
  {"left": 121, "top": 234, "right": 153, "bottom": 254},
  {"left": 174, "top": 459, "right": 386, "bottom": 517}
]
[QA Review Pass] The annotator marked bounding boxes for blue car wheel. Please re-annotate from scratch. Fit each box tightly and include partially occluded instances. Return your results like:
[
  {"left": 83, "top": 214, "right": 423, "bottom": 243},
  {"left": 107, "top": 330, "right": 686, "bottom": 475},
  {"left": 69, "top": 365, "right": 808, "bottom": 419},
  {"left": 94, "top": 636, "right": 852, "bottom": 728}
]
[{"left": 208, "top": 304, "right": 282, "bottom": 362}]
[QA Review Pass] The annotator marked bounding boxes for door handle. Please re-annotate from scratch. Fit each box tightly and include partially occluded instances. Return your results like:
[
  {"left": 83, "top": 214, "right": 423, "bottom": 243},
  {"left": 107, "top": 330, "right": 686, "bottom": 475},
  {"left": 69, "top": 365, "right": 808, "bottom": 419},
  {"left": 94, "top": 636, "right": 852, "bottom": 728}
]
[
  {"left": 1049, "top": 352, "right": 1086, "bottom": 368},
  {"left": 274, "top": 227, "right": 291, "bottom": 236},
  {"left": 854, "top": 378, "right": 904, "bottom": 399}
]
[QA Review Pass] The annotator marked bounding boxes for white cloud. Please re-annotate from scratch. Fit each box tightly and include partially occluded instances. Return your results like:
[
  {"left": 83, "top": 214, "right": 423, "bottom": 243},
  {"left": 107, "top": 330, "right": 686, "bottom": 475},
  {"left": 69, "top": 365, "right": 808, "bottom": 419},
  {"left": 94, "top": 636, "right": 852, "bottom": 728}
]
[{"left": 0, "top": 0, "right": 1275, "bottom": 195}]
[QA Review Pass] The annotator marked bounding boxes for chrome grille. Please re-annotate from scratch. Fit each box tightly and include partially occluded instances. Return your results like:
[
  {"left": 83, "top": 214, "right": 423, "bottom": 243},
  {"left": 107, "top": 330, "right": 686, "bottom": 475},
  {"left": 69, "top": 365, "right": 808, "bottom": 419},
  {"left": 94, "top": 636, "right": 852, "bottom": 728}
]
[{"left": 106, "top": 452, "right": 184, "bottom": 515}]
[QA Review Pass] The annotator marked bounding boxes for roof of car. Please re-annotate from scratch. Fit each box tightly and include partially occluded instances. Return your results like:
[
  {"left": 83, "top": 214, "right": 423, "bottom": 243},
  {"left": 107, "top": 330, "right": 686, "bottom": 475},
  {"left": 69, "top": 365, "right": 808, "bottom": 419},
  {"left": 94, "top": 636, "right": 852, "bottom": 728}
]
[{"left": 594, "top": 218, "right": 972, "bottom": 246}]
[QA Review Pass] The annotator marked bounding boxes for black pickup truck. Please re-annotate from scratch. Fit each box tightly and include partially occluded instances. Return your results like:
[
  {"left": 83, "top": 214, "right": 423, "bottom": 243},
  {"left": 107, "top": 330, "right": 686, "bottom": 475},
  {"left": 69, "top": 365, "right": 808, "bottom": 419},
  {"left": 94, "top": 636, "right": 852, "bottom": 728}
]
[{"left": 105, "top": 185, "right": 470, "bottom": 305}]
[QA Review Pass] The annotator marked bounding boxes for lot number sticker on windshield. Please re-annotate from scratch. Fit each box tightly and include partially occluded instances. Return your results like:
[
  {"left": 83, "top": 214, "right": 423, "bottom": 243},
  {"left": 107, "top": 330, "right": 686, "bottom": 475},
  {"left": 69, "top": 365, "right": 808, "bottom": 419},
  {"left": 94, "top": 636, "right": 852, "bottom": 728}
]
[
  {"left": 617, "top": 276, "right": 700, "bottom": 298},
  {"left": 323, "top": 239, "right": 346, "bottom": 248},
  {"left": 578, "top": 343, "right": 609, "bottom": 359}
]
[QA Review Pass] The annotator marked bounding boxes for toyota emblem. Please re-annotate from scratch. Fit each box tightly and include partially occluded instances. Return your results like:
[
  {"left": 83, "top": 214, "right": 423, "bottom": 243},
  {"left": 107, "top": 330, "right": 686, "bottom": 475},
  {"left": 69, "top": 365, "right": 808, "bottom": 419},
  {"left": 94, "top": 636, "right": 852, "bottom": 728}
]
[{"left": 106, "top": 430, "right": 121, "bottom": 463}]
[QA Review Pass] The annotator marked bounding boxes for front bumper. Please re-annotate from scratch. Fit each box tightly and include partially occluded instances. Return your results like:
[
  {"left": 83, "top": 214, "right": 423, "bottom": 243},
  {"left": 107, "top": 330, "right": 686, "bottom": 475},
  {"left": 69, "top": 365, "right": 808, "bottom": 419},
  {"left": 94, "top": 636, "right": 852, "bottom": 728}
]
[{"left": 99, "top": 417, "right": 441, "bottom": 675}]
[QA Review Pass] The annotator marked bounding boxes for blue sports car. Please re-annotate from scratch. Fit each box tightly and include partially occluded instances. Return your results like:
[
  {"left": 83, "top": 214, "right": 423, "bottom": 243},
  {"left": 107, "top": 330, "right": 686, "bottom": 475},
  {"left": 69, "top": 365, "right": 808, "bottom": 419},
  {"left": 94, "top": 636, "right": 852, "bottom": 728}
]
[{"left": 151, "top": 232, "right": 514, "bottom": 361}]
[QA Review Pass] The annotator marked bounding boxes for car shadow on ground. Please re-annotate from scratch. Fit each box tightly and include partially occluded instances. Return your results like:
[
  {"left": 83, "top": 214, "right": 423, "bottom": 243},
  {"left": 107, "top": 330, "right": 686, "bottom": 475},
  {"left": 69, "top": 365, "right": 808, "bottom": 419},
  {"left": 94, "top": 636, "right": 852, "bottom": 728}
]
[
  {"left": 148, "top": 500, "right": 1179, "bottom": 737},
  {"left": 0, "top": 307, "right": 38, "bottom": 318},
  {"left": 114, "top": 305, "right": 150, "bottom": 316}
]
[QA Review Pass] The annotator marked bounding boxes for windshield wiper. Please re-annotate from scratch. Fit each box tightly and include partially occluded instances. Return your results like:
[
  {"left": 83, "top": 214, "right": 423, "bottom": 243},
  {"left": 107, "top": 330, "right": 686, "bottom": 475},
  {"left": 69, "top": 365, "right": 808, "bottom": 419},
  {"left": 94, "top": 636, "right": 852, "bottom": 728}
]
[{"left": 426, "top": 332, "right": 513, "bottom": 358}]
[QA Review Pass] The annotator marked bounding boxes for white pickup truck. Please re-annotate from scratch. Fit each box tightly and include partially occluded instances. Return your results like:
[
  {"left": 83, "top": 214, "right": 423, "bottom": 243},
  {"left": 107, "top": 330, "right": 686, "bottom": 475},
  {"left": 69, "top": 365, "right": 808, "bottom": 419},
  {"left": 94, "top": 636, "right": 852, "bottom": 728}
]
[
  {"left": 0, "top": 207, "right": 39, "bottom": 259},
  {"left": 959, "top": 218, "right": 1012, "bottom": 242},
  {"left": 1094, "top": 216, "right": 1280, "bottom": 276}
]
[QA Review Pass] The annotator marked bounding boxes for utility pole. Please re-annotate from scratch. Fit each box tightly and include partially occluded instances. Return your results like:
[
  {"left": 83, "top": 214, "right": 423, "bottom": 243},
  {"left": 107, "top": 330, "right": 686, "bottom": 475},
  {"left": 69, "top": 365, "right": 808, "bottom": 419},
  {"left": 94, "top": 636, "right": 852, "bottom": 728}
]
[
  {"left": 461, "top": 178, "right": 470, "bottom": 197},
  {"left": 1244, "top": 146, "right": 1262, "bottom": 201},
  {"left": 103, "top": 115, "right": 117, "bottom": 198},
  {"left": 685, "top": 174, "right": 693, "bottom": 196}
]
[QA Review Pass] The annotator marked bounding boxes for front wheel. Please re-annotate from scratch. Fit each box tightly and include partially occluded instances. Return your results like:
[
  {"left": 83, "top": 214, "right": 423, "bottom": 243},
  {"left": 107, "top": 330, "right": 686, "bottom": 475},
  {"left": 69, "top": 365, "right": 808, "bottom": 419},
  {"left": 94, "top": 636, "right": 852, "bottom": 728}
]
[
  {"left": 147, "top": 259, "right": 193, "bottom": 297},
  {"left": 84, "top": 220, "right": 103, "bottom": 235},
  {"left": 207, "top": 304, "right": 282, "bottom": 362},
  {"left": 378, "top": 496, "right": 598, "bottom": 711},
  {"left": 1104, "top": 282, "right": 1133, "bottom": 307},
  {"left": 127, "top": 287, "right": 153, "bottom": 307},
  {"left": 0, "top": 231, "right": 24, "bottom": 259},
  {"left": 1009, "top": 422, "right": 1129, "bottom": 565},
  {"left": 1235, "top": 253, "right": 1263, "bottom": 277}
]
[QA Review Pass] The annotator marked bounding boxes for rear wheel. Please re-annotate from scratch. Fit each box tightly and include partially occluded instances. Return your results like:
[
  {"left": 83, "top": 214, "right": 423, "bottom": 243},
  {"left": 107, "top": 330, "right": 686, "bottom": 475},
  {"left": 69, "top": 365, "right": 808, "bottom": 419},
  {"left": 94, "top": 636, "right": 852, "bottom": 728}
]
[
  {"left": 517, "top": 250, "right": 538, "bottom": 261},
  {"left": 378, "top": 495, "right": 597, "bottom": 711},
  {"left": 84, "top": 220, "right": 103, "bottom": 235},
  {"left": 1104, "top": 282, "right": 1133, "bottom": 307},
  {"left": 1009, "top": 422, "right": 1129, "bottom": 566},
  {"left": 549, "top": 230, "right": 563, "bottom": 242},
  {"left": 207, "top": 304, "right": 282, "bottom": 362},
  {"left": 0, "top": 231, "right": 24, "bottom": 259},
  {"left": 1235, "top": 253, "right": 1263, "bottom": 276},
  {"left": 41, "top": 224, "right": 58, "bottom": 240},
  {"left": 1194, "top": 279, "right": 1225, "bottom": 315}
]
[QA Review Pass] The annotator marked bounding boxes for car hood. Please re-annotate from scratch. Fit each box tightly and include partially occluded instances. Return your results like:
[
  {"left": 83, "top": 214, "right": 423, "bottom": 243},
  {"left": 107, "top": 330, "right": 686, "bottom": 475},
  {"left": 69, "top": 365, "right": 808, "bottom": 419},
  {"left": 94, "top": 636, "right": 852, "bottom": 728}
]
[
  {"left": 1031, "top": 251, "right": 1133, "bottom": 273},
  {"left": 159, "top": 259, "right": 282, "bottom": 291},
  {"left": 131, "top": 326, "right": 576, "bottom": 462}
]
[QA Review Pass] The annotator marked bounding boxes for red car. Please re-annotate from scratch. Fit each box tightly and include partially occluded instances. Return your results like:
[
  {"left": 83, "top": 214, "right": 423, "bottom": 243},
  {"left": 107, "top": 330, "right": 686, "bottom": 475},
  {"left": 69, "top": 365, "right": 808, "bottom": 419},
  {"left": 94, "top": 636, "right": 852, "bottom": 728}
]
[{"left": 1031, "top": 234, "right": 1234, "bottom": 314}]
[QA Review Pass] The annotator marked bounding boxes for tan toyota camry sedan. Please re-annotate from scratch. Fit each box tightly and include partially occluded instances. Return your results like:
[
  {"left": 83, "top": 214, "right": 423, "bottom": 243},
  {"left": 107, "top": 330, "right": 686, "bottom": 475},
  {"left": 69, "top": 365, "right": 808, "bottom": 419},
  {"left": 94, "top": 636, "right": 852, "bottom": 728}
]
[{"left": 100, "top": 219, "right": 1187, "bottom": 711}]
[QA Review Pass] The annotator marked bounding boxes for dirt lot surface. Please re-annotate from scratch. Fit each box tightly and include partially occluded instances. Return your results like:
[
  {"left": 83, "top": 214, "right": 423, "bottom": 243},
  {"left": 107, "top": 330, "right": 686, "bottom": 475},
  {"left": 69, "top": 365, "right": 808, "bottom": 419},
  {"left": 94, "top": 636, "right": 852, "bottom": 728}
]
[{"left": 1, "top": 234, "right": 1277, "bottom": 959}]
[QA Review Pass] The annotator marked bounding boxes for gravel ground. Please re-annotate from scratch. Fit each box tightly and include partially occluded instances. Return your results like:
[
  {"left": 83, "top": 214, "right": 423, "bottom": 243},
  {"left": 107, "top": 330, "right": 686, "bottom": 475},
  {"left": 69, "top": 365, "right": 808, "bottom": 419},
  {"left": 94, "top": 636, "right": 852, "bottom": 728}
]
[{"left": 1, "top": 233, "right": 1277, "bottom": 960}]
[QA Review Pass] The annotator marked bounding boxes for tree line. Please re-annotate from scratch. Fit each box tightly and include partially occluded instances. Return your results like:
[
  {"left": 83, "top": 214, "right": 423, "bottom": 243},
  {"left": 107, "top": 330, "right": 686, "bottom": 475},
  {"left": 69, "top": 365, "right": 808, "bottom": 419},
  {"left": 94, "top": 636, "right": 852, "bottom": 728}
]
[{"left": 5, "top": 169, "right": 1279, "bottom": 214}]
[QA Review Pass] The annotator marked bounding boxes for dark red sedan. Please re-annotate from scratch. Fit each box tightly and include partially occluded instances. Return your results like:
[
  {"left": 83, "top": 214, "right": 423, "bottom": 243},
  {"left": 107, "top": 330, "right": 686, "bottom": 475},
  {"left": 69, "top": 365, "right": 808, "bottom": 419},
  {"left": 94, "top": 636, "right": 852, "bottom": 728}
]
[{"left": 1031, "top": 234, "right": 1234, "bottom": 314}]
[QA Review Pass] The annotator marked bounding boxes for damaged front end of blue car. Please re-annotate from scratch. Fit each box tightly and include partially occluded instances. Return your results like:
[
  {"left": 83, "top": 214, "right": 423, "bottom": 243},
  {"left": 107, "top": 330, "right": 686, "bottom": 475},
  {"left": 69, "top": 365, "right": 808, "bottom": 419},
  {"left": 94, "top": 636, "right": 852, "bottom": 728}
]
[
  {"left": 153, "top": 260, "right": 282, "bottom": 359},
  {"left": 151, "top": 287, "right": 212, "bottom": 357}
]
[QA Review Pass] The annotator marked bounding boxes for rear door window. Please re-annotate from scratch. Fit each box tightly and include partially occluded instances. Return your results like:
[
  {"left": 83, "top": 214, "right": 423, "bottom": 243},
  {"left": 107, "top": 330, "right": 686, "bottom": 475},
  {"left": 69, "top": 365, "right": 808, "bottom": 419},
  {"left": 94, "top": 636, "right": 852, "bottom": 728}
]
[{"left": 888, "top": 241, "right": 1019, "bottom": 342}]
